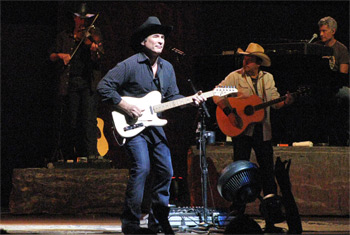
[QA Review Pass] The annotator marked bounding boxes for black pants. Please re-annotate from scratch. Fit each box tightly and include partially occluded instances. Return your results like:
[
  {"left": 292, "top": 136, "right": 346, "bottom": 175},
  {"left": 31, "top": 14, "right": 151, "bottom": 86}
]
[
  {"left": 60, "top": 76, "right": 98, "bottom": 159},
  {"left": 232, "top": 124, "right": 277, "bottom": 196}
]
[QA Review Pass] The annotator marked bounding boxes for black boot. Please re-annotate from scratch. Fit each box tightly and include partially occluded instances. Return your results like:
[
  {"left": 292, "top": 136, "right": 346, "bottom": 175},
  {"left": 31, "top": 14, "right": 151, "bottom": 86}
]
[
  {"left": 152, "top": 205, "right": 174, "bottom": 235},
  {"left": 148, "top": 212, "right": 163, "bottom": 233},
  {"left": 259, "top": 195, "right": 285, "bottom": 224},
  {"left": 259, "top": 194, "right": 286, "bottom": 233}
]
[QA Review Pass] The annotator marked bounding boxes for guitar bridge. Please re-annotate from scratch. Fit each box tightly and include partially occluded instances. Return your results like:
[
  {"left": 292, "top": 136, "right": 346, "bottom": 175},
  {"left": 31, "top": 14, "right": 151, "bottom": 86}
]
[{"left": 124, "top": 123, "right": 144, "bottom": 131}]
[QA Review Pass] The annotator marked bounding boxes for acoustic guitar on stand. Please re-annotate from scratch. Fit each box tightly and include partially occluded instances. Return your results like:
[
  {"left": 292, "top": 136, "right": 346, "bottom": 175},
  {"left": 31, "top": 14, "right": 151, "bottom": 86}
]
[
  {"left": 97, "top": 117, "right": 109, "bottom": 157},
  {"left": 216, "top": 87, "right": 310, "bottom": 137},
  {"left": 112, "top": 86, "right": 238, "bottom": 138}
]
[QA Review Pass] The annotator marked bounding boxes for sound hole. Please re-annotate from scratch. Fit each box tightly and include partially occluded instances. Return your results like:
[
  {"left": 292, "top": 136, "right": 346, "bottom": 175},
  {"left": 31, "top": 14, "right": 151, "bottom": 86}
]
[{"left": 244, "top": 106, "right": 254, "bottom": 116}]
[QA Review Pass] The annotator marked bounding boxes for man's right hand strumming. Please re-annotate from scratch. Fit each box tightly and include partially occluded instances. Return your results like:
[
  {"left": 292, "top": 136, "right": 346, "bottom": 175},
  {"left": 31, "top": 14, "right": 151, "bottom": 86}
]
[
  {"left": 118, "top": 99, "right": 144, "bottom": 119},
  {"left": 217, "top": 99, "right": 243, "bottom": 129}
]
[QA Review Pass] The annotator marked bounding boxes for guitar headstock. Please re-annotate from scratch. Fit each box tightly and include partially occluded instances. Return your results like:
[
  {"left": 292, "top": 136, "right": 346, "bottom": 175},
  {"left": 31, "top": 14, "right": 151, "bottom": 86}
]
[
  {"left": 213, "top": 86, "right": 238, "bottom": 97},
  {"left": 294, "top": 86, "right": 311, "bottom": 97}
]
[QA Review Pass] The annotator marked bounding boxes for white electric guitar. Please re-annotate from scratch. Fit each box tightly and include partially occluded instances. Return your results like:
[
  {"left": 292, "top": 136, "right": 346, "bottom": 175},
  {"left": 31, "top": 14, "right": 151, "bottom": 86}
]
[{"left": 112, "top": 86, "right": 238, "bottom": 138}]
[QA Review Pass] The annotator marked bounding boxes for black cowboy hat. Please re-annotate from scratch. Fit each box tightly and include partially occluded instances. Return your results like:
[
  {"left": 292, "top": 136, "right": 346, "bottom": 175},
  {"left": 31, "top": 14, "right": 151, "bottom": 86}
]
[
  {"left": 131, "top": 16, "right": 173, "bottom": 52},
  {"left": 73, "top": 3, "right": 95, "bottom": 19}
]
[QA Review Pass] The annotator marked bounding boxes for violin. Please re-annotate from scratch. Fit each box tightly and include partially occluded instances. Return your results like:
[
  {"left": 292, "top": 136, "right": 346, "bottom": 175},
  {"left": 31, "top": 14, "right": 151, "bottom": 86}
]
[
  {"left": 75, "top": 26, "right": 105, "bottom": 55},
  {"left": 71, "top": 13, "right": 104, "bottom": 60}
]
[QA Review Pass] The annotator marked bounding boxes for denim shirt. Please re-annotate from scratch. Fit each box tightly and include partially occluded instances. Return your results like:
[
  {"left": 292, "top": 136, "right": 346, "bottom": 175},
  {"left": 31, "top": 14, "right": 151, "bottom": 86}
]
[
  {"left": 97, "top": 52, "right": 184, "bottom": 142},
  {"left": 97, "top": 53, "right": 183, "bottom": 104}
]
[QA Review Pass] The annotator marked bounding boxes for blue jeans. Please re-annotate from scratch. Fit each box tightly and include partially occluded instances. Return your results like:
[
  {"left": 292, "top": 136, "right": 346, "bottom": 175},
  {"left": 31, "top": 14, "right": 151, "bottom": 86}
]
[{"left": 121, "top": 134, "right": 173, "bottom": 232}]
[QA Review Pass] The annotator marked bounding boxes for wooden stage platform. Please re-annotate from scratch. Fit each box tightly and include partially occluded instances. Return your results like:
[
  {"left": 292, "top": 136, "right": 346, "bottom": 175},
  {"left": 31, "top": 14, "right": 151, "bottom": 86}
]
[
  {"left": 8, "top": 146, "right": 349, "bottom": 217},
  {"left": 1, "top": 212, "right": 349, "bottom": 234},
  {"left": 187, "top": 145, "right": 349, "bottom": 216}
]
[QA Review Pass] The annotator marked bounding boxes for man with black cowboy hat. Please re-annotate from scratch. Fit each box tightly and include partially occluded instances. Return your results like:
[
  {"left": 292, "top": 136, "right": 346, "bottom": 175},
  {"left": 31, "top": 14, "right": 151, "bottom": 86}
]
[
  {"left": 49, "top": 3, "right": 104, "bottom": 162},
  {"left": 213, "top": 42, "right": 294, "bottom": 232},
  {"left": 97, "top": 16, "right": 206, "bottom": 234}
]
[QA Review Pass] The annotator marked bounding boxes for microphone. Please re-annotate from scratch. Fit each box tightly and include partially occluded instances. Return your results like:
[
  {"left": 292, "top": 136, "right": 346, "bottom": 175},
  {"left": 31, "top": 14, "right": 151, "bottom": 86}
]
[
  {"left": 308, "top": 33, "right": 318, "bottom": 43},
  {"left": 171, "top": 47, "right": 186, "bottom": 56}
]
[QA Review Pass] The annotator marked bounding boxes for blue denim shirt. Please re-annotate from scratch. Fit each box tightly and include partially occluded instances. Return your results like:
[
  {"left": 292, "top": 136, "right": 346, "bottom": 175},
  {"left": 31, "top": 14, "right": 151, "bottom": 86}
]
[
  {"left": 97, "top": 52, "right": 184, "bottom": 142},
  {"left": 97, "top": 52, "right": 183, "bottom": 104}
]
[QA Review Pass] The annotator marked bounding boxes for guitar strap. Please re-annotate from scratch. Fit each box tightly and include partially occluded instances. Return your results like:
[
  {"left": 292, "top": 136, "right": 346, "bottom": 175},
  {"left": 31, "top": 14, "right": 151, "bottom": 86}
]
[
  {"left": 244, "top": 72, "right": 266, "bottom": 102},
  {"left": 257, "top": 73, "right": 267, "bottom": 102},
  {"left": 245, "top": 72, "right": 268, "bottom": 121},
  {"left": 261, "top": 76, "right": 267, "bottom": 102}
]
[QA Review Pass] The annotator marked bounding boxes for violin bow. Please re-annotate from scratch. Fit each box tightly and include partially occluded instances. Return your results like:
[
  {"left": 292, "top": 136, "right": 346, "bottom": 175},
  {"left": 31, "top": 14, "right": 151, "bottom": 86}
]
[{"left": 70, "top": 12, "right": 100, "bottom": 60}]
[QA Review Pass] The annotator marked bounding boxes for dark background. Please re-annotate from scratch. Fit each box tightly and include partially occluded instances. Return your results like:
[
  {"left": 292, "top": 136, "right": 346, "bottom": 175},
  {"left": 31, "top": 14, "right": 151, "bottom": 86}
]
[{"left": 1, "top": 1, "right": 349, "bottom": 208}]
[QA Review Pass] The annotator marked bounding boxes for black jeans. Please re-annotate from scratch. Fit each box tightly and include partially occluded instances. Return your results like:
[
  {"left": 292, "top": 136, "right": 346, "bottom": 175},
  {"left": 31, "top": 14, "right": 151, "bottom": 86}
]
[
  {"left": 61, "top": 76, "right": 98, "bottom": 159},
  {"left": 232, "top": 124, "right": 277, "bottom": 196}
]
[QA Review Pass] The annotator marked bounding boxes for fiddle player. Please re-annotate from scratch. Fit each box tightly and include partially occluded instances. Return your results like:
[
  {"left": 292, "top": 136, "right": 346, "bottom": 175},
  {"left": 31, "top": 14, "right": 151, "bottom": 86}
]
[{"left": 49, "top": 3, "right": 104, "bottom": 162}]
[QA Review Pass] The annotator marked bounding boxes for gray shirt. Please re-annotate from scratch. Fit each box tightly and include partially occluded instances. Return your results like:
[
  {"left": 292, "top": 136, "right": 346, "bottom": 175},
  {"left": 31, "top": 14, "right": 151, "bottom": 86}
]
[{"left": 316, "top": 40, "right": 350, "bottom": 72}]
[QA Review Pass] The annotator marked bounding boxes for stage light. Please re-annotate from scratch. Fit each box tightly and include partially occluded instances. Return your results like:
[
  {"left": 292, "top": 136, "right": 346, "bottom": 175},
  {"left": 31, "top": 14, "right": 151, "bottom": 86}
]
[{"left": 217, "top": 160, "right": 261, "bottom": 205}]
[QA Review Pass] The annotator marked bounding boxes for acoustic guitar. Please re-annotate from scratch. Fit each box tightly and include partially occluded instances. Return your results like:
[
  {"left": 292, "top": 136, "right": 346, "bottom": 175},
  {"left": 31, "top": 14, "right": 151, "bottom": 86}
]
[
  {"left": 216, "top": 87, "right": 310, "bottom": 137},
  {"left": 97, "top": 117, "right": 109, "bottom": 157}
]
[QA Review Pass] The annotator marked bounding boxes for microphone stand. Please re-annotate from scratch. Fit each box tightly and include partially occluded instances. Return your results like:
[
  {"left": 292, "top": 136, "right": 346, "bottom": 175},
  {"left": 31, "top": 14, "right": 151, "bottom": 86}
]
[
  {"left": 173, "top": 49, "right": 213, "bottom": 229},
  {"left": 198, "top": 105, "right": 211, "bottom": 227}
]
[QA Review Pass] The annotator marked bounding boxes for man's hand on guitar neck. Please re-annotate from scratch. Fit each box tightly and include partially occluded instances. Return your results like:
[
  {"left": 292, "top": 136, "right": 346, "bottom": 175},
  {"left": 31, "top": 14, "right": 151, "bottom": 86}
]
[
  {"left": 284, "top": 91, "right": 294, "bottom": 105},
  {"left": 191, "top": 90, "right": 207, "bottom": 106},
  {"left": 278, "top": 91, "right": 294, "bottom": 108},
  {"left": 118, "top": 99, "right": 144, "bottom": 119}
]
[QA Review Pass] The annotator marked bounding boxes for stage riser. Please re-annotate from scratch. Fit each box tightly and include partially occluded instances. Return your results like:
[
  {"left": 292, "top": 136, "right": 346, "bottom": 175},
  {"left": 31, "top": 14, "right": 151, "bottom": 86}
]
[
  {"left": 9, "top": 146, "right": 349, "bottom": 216},
  {"left": 9, "top": 168, "right": 129, "bottom": 214},
  {"left": 187, "top": 145, "right": 350, "bottom": 216}
]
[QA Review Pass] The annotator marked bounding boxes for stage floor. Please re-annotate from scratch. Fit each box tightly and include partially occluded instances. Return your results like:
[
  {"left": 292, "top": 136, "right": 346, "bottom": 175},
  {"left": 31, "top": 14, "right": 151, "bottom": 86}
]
[{"left": 0, "top": 211, "right": 349, "bottom": 234}]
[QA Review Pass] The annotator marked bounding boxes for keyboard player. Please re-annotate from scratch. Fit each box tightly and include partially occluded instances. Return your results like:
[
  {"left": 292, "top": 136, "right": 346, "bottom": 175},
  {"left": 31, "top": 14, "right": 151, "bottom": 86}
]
[
  {"left": 314, "top": 16, "right": 349, "bottom": 74},
  {"left": 314, "top": 16, "right": 349, "bottom": 146}
]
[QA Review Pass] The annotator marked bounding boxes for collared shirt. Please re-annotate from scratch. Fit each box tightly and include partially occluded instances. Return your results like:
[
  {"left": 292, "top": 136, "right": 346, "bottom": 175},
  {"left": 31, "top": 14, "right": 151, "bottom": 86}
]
[
  {"left": 50, "top": 29, "right": 96, "bottom": 77},
  {"left": 214, "top": 68, "right": 281, "bottom": 141},
  {"left": 97, "top": 52, "right": 184, "bottom": 142},
  {"left": 97, "top": 52, "right": 183, "bottom": 105},
  {"left": 49, "top": 28, "right": 103, "bottom": 95}
]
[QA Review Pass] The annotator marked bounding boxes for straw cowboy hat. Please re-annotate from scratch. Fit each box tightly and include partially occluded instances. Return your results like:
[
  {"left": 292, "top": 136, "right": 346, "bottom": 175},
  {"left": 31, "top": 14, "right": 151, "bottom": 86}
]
[
  {"left": 73, "top": 3, "right": 95, "bottom": 19},
  {"left": 131, "top": 16, "right": 173, "bottom": 52},
  {"left": 237, "top": 43, "right": 271, "bottom": 67}
]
